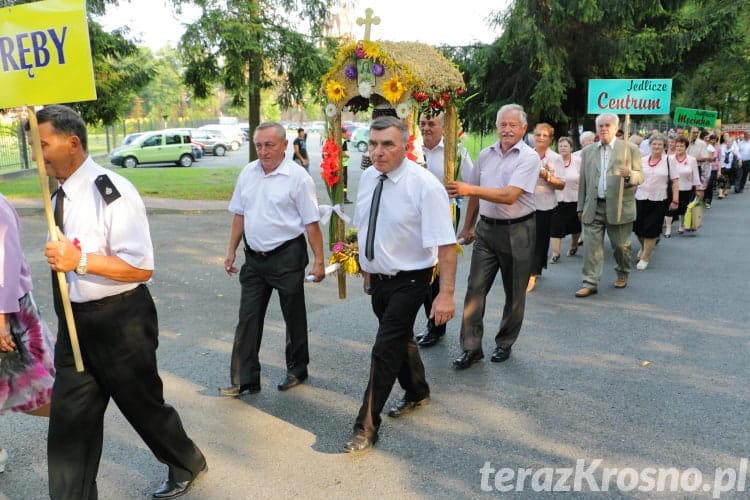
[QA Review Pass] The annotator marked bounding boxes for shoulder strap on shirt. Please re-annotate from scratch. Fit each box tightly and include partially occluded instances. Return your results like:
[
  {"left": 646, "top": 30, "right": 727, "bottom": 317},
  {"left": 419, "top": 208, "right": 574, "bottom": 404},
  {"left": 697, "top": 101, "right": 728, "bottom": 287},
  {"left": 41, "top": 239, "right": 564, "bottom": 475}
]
[{"left": 94, "top": 175, "right": 122, "bottom": 204}]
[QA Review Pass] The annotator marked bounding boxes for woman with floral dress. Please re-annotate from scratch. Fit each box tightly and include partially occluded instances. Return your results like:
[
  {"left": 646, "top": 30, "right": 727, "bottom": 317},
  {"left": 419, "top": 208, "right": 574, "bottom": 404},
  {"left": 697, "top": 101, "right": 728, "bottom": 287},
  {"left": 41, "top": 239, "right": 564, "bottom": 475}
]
[{"left": 0, "top": 194, "right": 55, "bottom": 472}]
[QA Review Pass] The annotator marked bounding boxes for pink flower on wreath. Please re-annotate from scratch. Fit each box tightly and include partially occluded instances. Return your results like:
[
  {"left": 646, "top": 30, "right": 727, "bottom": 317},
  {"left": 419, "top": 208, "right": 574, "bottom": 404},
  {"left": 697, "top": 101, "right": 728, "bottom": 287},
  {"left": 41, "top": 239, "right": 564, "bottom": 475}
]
[
  {"left": 332, "top": 241, "right": 345, "bottom": 253},
  {"left": 355, "top": 43, "right": 366, "bottom": 59}
]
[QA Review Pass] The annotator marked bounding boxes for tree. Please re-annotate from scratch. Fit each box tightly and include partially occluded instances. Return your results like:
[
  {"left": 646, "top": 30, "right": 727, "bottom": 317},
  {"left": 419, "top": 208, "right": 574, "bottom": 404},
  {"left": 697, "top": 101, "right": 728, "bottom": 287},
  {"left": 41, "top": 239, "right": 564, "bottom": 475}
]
[
  {"left": 6, "top": 0, "right": 155, "bottom": 125},
  {"left": 174, "top": 0, "right": 332, "bottom": 161},
  {"left": 472, "top": 0, "right": 743, "bottom": 141},
  {"left": 675, "top": 7, "right": 750, "bottom": 124}
]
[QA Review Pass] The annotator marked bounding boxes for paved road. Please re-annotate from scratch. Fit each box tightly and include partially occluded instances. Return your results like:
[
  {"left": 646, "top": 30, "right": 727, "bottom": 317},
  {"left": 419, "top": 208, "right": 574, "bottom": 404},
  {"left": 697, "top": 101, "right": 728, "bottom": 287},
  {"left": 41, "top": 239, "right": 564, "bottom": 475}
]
[{"left": 2, "top": 188, "right": 749, "bottom": 499}]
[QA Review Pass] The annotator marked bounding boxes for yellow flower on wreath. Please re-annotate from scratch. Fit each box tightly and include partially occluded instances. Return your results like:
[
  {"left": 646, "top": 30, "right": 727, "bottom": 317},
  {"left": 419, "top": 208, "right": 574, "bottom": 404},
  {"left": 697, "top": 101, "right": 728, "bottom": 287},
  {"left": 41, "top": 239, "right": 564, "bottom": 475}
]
[
  {"left": 362, "top": 41, "right": 383, "bottom": 61},
  {"left": 326, "top": 80, "right": 346, "bottom": 103},
  {"left": 382, "top": 76, "right": 405, "bottom": 103}
]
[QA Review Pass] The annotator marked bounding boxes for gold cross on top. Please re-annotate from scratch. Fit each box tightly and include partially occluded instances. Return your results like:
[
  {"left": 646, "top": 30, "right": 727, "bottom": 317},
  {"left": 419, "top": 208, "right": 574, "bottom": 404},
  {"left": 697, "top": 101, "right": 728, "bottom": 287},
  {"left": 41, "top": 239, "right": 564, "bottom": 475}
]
[{"left": 356, "top": 8, "right": 380, "bottom": 41}]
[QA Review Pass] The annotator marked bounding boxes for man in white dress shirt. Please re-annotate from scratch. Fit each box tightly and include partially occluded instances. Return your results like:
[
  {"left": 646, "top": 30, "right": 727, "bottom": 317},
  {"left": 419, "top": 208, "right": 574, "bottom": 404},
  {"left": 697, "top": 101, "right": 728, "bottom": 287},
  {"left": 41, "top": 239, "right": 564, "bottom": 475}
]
[
  {"left": 36, "top": 105, "right": 206, "bottom": 500},
  {"left": 222, "top": 122, "right": 325, "bottom": 397},
  {"left": 343, "top": 116, "right": 457, "bottom": 453},
  {"left": 415, "top": 112, "right": 474, "bottom": 347}
]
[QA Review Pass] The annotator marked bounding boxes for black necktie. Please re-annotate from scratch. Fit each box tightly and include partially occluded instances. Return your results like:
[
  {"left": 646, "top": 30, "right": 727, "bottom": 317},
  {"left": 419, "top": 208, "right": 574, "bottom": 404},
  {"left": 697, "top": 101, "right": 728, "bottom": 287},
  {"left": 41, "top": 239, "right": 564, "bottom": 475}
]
[
  {"left": 365, "top": 174, "right": 387, "bottom": 261},
  {"left": 54, "top": 186, "right": 64, "bottom": 229},
  {"left": 52, "top": 187, "right": 64, "bottom": 316}
]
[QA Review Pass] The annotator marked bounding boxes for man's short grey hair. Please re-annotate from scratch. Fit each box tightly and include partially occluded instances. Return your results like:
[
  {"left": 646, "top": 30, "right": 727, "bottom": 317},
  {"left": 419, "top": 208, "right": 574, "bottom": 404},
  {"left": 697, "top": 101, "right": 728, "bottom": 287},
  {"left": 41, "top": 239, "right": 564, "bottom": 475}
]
[
  {"left": 370, "top": 116, "right": 409, "bottom": 145},
  {"left": 254, "top": 122, "right": 286, "bottom": 142},
  {"left": 595, "top": 113, "right": 620, "bottom": 127},
  {"left": 496, "top": 104, "right": 527, "bottom": 126},
  {"left": 580, "top": 131, "right": 596, "bottom": 144}
]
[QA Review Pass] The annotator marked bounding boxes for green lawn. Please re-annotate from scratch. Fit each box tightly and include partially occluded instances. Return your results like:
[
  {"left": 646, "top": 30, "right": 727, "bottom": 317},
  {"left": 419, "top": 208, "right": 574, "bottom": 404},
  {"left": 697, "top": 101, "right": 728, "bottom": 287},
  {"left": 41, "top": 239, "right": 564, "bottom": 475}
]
[{"left": 0, "top": 166, "right": 242, "bottom": 200}]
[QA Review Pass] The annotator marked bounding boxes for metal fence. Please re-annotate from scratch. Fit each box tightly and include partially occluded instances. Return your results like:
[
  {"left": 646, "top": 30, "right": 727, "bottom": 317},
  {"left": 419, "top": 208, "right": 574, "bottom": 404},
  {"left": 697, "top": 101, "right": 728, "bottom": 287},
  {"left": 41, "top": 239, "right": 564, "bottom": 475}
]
[{"left": 0, "top": 120, "right": 29, "bottom": 172}]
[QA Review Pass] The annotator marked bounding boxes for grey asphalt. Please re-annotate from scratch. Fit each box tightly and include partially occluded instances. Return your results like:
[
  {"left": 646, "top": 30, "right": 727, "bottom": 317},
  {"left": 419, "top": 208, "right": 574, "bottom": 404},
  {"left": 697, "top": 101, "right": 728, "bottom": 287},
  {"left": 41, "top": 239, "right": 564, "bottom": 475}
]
[{"left": 2, "top": 183, "right": 749, "bottom": 499}]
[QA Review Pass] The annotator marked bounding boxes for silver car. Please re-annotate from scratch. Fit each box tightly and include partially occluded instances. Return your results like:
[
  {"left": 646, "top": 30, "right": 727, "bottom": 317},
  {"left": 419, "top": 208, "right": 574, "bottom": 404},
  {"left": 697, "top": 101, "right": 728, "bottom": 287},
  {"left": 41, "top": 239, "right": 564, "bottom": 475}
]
[{"left": 190, "top": 129, "right": 231, "bottom": 156}]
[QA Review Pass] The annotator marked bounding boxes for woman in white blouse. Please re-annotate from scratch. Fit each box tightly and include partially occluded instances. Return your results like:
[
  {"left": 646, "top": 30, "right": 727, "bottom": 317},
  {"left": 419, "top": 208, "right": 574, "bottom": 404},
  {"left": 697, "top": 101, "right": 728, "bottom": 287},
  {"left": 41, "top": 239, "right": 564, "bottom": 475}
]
[
  {"left": 527, "top": 123, "right": 565, "bottom": 292},
  {"left": 549, "top": 137, "right": 581, "bottom": 263},
  {"left": 634, "top": 134, "right": 679, "bottom": 269},
  {"left": 664, "top": 135, "right": 704, "bottom": 236}
]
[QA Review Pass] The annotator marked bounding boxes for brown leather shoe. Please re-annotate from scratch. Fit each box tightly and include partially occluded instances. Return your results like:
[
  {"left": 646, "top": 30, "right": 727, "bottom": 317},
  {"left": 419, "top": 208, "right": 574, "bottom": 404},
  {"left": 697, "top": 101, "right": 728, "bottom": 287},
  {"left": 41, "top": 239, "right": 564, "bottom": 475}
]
[
  {"left": 613, "top": 278, "right": 628, "bottom": 288},
  {"left": 575, "top": 287, "right": 597, "bottom": 298}
]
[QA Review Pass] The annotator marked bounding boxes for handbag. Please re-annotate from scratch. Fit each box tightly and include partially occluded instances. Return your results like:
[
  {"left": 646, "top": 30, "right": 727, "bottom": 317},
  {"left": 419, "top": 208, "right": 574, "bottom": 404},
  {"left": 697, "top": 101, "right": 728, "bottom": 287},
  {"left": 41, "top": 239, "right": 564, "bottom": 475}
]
[{"left": 684, "top": 198, "right": 705, "bottom": 230}]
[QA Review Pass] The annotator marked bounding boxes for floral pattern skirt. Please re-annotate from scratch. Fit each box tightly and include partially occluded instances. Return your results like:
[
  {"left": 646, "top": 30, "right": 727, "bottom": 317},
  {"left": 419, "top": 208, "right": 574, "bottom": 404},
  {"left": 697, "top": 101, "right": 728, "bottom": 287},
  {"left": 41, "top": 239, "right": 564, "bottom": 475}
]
[{"left": 0, "top": 293, "right": 55, "bottom": 414}]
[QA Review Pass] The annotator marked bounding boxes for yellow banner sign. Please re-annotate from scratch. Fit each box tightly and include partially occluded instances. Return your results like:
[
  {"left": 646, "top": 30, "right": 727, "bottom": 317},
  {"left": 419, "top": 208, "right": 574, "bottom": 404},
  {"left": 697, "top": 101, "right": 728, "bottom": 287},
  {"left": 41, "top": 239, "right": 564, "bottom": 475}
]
[{"left": 0, "top": 0, "right": 96, "bottom": 107}]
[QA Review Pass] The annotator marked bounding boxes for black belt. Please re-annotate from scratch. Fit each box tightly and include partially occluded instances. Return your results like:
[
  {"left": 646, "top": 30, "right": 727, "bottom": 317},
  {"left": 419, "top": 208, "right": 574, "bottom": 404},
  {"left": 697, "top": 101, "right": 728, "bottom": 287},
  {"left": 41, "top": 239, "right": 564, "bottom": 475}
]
[
  {"left": 244, "top": 234, "right": 303, "bottom": 258},
  {"left": 72, "top": 284, "right": 145, "bottom": 311},
  {"left": 370, "top": 267, "right": 433, "bottom": 282},
  {"left": 480, "top": 212, "right": 534, "bottom": 225},
  {"left": 597, "top": 197, "right": 606, "bottom": 202}
]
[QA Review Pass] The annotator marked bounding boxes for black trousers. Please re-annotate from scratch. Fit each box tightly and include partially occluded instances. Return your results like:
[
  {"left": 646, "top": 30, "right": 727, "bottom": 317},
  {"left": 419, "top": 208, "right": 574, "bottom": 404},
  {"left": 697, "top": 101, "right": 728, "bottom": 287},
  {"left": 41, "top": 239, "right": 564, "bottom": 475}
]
[
  {"left": 704, "top": 170, "right": 718, "bottom": 203},
  {"left": 48, "top": 285, "right": 205, "bottom": 500},
  {"left": 532, "top": 208, "right": 553, "bottom": 275},
  {"left": 420, "top": 273, "right": 445, "bottom": 335},
  {"left": 231, "top": 235, "right": 309, "bottom": 386},
  {"left": 354, "top": 268, "right": 432, "bottom": 438},
  {"left": 736, "top": 160, "right": 750, "bottom": 192}
]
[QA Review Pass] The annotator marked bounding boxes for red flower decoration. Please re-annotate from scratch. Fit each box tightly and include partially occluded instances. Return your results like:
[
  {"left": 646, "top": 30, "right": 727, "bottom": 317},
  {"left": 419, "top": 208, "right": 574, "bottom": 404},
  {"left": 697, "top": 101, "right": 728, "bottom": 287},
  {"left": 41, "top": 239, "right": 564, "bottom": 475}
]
[
  {"left": 406, "top": 134, "right": 417, "bottom": 162},
  {"left": 413, "top": 91, "right": 429, "bottom": 103},
  {"left": 456, "top": 88, "right": 465, "bottom": 96},
  {"left": 320, "top": 138, "right": 341, "bottom": 188},
  {"left": 441, "top": 92, "right": 451, "bottom": 102}
]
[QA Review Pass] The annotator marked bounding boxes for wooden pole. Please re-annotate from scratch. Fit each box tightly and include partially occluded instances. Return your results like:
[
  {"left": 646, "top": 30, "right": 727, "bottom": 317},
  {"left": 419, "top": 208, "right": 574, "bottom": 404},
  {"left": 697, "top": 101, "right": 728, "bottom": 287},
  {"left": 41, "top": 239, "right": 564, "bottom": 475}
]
[
  {"left": 616, "top": 113, "right": 630, "bottom": 223},
  {"left": 26, "top": 107, "right": 84, "bottom": 373},
  {"left": 443, "top": 105, "right": 458, "bottom": 227},
  {"left": 332, "top": 113, "right": 346, "bottom": 299}
]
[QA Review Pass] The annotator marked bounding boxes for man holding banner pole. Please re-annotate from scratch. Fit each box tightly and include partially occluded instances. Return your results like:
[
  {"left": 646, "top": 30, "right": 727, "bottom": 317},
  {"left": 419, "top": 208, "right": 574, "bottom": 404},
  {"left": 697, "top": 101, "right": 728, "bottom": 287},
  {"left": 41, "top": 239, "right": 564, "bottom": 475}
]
[
  {"left": 30, "top": 105, "right": 207, "bottom": 500},
  {"left": 575, "top": 113, "right": 643, "bottom": 298}
]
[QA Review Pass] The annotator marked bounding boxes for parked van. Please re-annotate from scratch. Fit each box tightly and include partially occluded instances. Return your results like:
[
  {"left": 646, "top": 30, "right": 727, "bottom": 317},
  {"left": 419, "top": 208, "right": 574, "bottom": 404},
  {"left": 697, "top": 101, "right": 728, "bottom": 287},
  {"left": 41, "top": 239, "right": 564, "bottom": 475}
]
[{"left": 110, "top": 130, "right": 195, "bottom": 168}]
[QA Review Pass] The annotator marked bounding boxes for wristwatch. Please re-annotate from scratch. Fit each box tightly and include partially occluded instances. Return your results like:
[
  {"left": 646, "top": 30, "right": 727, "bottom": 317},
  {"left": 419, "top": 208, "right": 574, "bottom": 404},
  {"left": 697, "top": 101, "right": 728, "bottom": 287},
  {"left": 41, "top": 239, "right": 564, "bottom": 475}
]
[{"left": 75, "top": 252, "right": 88, "bottom": 276}]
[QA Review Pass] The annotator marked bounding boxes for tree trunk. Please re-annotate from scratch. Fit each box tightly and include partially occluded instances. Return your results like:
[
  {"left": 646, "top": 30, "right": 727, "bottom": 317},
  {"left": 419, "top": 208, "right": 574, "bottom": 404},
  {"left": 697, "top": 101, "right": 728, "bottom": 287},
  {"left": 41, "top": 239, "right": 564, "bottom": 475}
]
[
  {"left": 248, "top": 58, "right": 261, "bottom": 163},
  {"left": 246, "top": 0, "right": 261, "bottom": 163}
]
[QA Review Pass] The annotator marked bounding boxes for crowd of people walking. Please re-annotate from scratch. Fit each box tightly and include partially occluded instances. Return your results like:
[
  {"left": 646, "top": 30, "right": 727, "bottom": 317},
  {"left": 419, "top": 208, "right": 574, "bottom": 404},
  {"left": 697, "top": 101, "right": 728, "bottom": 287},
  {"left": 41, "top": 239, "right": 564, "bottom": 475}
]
[{"left": 2, "top": 103, "right": 748, "bottom": 498}]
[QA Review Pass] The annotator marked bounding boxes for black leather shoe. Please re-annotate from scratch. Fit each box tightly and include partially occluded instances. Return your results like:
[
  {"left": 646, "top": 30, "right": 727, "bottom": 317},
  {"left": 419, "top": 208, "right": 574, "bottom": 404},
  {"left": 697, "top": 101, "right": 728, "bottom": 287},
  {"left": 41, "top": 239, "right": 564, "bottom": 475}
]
[
  {"left": 388, "top": 397, "right": 430, "bottom": 418},
  {"left": 414, "top": 324, "right": 430, "bottom": 342},
  {"left": 453, "top": 349, "right": 484, "bottom": 370},
  {"left": 343, "top": 433, "right": 378, "bottom": 453},
  {"left": 277, "top": 373, "right": 307, "bottom": 391},
  {"left": 218, "top": 383, "right": 260, "bottom": 397},
  {"left": 417, "top": 330, "right": 444, "bottom": 347},
  {"left": 152, "top": 463, "right": 207, "bottom": 499},
  {"left": 490, "top": 346, "right": 512, "bottom": 363}
]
